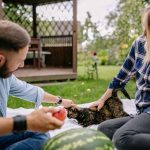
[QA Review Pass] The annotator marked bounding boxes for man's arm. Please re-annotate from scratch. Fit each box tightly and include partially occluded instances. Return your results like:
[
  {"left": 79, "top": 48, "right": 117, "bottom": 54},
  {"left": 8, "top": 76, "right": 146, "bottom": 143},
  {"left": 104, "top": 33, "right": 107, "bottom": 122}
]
[
  {"left": 42, "top": 92, "right": 75, "bottom": 108},
  {"left": 0, "top": 117, "right": 13, "bottom": 135},
  {"left": 0, "top": 107, "right": 63, "bottom": 136},
  {"left": 9, "top": 75, "right": 75, "bottom": 108},
  {"left": 9, "top": 75, "right": 44, "bottom": 108}
]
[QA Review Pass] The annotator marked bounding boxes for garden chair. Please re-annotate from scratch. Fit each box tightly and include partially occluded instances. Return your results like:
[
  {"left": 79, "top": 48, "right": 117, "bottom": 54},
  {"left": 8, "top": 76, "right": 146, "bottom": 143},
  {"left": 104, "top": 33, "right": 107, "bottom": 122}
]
[
  {"left": 87, "top": 52, "right": 99, "bottom": 79},
  {"left": 87, "top": 61, "right": 98, "bottom": 79}
]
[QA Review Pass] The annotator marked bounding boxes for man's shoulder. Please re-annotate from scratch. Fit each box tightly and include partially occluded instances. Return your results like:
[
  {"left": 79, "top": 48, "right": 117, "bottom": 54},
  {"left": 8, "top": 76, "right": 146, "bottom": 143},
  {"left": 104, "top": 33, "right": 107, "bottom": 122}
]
[{"left": 2, "top": 74, "right": 18, "bottom": 84}]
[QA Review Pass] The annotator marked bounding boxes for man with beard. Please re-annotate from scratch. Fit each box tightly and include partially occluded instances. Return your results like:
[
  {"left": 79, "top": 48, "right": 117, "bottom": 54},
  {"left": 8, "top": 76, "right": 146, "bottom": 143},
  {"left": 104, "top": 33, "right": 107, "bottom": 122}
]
[{"left": 0, "top": 20, "right": 75, "bottom": 150}]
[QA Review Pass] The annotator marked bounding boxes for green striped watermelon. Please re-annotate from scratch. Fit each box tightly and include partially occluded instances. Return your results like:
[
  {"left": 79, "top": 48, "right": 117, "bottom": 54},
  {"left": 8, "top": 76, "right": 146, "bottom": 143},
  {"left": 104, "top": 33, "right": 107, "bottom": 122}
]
[{"left": 42, "top": 128, "right": 114, "bottom": 150}]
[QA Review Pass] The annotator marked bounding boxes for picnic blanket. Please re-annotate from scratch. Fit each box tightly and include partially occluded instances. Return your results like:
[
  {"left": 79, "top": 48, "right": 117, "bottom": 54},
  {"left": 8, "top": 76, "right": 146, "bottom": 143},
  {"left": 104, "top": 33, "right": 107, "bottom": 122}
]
[{"left": 7, "top": 99, "right": 136, "bottom": 137}]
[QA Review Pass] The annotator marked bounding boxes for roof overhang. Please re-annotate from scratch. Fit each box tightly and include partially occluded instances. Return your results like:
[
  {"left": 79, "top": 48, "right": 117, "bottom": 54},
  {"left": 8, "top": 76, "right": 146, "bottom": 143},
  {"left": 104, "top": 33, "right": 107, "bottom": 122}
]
[{"left": 3, "top": 0, "right": 71, "bottom": 5}]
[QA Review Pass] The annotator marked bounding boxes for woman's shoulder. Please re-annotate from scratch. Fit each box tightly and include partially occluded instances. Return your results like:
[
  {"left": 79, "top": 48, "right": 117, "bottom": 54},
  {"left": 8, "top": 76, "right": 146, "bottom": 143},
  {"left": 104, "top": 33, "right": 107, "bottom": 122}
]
[
  {"left": 134, "top": 35, "right": 145, "bottom": 55},
  {"left": 135, "top": 35, "right": 145, "bottom": 44}
]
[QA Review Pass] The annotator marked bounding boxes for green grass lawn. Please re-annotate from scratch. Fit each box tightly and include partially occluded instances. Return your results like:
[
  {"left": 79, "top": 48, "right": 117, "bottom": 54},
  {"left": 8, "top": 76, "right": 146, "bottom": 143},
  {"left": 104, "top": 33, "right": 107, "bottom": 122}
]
[{"left": 8, "top": 65, "right": 136, "bottom": 108}]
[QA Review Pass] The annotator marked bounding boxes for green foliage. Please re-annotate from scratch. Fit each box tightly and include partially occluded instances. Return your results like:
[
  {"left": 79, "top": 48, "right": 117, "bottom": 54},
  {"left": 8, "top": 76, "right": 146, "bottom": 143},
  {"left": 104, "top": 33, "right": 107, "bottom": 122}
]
[
  {"left": 80, "top": 0, "right": 150, "bottom": 65},
  {"left": 105, "top": 0, "right": 149, "bottom": 61},
  {"left": 78, "top": 11, "right": 100, "bottom": 44},
  {"left": 8, "top": 96, "right": 35, "bottom": 108},
  {"left": 98, "top": 50, "right": 109, "bottom": 65},
  {"left": 4, "top": 4, "right": 33, "bottom": 35},
  {"left": 77, "top": 52, "right": 88, "bottom": 66},
  {"left": 142, "top": 0, "right": 150, "bottom": 4},
  {"left": 38, "top": 20, "right": 53, "bottom": 36}
]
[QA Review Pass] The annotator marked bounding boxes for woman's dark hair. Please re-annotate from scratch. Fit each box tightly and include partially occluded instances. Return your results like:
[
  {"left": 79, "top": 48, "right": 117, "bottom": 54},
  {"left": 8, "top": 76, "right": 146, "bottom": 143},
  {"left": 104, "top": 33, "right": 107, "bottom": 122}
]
[{"left": 0, "top": 20, "right": 30, "bottom": 52}]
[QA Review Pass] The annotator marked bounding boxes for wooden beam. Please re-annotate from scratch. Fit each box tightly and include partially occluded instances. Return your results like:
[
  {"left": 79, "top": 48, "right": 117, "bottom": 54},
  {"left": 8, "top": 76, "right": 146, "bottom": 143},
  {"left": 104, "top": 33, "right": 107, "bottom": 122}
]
[
  {"left": 17, "top": 73, "right": 77, "bottom": 82},
  {"left": 0, "top": 0, "right": 3, "bottom": 19},
  {"left": 32, "top": 4, "right": 37, "bottom": 37},
  {"left": 73, "top": 0, "right": 77, "bottom": 73}
]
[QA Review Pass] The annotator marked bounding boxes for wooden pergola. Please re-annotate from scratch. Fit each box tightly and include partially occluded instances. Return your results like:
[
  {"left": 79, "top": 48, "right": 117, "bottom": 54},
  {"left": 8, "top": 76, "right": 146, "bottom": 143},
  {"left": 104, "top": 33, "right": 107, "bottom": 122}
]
[{"left": 0, "top": 0, "right": 77, "bottom": 82}]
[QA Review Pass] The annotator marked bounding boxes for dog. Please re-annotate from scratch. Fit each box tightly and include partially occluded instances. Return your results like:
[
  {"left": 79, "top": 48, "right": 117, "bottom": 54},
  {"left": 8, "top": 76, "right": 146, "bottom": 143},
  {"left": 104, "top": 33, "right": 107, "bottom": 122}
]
[{"left": 67, "top": 88, "right": 130, "bottom": 127}]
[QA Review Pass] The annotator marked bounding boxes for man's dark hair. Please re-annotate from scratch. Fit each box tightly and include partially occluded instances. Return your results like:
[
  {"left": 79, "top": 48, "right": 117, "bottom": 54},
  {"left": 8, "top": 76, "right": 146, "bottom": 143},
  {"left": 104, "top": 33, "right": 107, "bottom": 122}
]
[{"left": 0, "top": 20, "right": 30, "bottom": 52}]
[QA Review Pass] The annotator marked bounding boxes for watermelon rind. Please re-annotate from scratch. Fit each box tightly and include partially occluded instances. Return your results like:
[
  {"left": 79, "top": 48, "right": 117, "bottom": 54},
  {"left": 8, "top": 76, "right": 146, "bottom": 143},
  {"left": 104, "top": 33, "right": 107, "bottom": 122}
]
[{"left": 42, "top": 128, "right": 114, "bottom": 150}]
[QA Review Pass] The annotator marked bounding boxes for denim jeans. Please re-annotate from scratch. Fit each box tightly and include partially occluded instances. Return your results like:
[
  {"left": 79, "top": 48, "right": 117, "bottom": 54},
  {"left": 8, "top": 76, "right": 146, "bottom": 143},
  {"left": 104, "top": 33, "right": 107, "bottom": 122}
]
[
  {"left": 0, "top": 131, "right": 50, "bottom": 150},
  {"left": 98, "top": 113, "right": 150, "bottom": 150}
]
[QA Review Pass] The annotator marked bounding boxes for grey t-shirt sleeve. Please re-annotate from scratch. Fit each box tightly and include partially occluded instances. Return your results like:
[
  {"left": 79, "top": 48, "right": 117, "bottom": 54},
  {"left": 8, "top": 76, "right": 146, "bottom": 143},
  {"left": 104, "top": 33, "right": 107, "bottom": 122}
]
[{"left": 9, "top": 74, "right": 44, "bottom": 108}]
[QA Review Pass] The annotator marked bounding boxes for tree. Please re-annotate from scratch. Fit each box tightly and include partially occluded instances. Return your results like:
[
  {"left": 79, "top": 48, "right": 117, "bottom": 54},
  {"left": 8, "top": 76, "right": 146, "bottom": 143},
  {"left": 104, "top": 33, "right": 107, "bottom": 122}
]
[
  {"left": 105, "top": 0, "right": 150, "bottom": 62},
  {"left": 78, "top": 11, "right": 101, "bottom": 50}
]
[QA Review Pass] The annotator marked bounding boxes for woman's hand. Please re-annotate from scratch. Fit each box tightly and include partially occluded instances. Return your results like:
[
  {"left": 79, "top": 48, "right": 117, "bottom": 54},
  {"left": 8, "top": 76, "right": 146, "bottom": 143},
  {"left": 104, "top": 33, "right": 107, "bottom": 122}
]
[
  {"left": 89, "top": 99, "right": 105, "bottom": 111},
  {"left": 89, "top": 88, "right": 113, "bottom": 111}
]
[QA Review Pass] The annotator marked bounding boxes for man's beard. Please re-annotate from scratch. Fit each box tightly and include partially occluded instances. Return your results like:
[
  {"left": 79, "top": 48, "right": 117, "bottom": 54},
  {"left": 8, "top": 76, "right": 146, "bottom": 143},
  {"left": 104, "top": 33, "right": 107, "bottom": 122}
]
[{"left": 0, "top": 60, "right": 13, "bottom": 78}]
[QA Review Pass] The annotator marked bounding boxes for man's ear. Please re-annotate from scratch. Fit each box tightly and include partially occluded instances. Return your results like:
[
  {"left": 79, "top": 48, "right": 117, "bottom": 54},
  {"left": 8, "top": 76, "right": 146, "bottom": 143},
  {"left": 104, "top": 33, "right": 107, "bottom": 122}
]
[{"left": 0, "top": 54, "right": 6, "bottom": 67}]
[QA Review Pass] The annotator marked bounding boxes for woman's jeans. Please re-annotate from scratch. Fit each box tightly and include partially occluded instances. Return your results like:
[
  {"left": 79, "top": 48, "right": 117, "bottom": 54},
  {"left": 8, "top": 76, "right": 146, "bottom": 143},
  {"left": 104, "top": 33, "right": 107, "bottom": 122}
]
[
  {"left": 98, "top": 113, "right": 150, "bottom": 150},
  {"left": 0, "top": 131, "right": 50, "bottom": 150}
]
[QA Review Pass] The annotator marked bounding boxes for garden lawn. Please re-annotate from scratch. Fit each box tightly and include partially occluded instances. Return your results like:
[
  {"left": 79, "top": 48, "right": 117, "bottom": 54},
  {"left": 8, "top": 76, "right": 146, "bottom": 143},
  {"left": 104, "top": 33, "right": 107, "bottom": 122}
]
[{"left": 8, "top": 65, "right": 136, "bottom": 108}]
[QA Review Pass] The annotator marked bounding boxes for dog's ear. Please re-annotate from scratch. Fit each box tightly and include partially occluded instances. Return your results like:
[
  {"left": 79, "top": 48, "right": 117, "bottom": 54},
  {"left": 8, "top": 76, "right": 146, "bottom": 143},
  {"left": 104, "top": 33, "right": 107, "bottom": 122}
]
[
  {"left": 66, "top": 106, "right": 81, "bottom": 111},
  {"left": 66, "top": 107, "right": 71, "bottom": 111},
  {"left": 121, "top": 88, "right": 131, "bottom": 100}
]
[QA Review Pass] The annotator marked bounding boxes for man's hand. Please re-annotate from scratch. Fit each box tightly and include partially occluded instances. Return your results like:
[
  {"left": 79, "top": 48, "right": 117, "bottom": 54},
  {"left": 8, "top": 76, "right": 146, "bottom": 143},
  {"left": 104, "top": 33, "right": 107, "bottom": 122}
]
[
  {"left": 52, "top": 107, "right": 67, "bottom": 121},
  {"left": 61, "top": 99, "right": 76, "bottom": 108},
  {"left": 27, "top": 107, "right": 64, "bottom": 132},
  {"left": 42, "top": 92, "right": 76, "bottom": 108}
]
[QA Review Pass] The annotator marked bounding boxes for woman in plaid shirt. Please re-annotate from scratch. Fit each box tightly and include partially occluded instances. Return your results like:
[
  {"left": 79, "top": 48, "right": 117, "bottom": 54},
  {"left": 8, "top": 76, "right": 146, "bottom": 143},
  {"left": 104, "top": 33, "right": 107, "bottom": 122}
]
[{"left": 90, "top": 5, "right": 150, "bottom": 150}]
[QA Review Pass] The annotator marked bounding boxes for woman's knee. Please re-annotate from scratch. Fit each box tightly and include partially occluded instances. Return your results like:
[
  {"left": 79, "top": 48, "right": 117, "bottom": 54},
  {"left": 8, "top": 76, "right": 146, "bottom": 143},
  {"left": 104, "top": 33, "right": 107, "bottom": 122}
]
[
  {"left": 112, "top": 129, "right": 133, "bottom": 150},
  {"left": 97, "top": 120, "right": 115, "bottom": 139},
  {"left": 113, "top": 130, "right": 124, "bottom": 150},
  {"left": 98, "top": 121, "right": 109, "bottom": 132}
]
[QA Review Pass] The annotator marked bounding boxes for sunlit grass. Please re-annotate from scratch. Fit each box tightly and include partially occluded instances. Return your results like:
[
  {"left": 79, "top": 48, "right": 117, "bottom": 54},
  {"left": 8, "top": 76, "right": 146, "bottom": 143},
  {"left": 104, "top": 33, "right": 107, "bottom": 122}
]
[{"left": 8, "top": 65, "right": 136, "bottom": 108}]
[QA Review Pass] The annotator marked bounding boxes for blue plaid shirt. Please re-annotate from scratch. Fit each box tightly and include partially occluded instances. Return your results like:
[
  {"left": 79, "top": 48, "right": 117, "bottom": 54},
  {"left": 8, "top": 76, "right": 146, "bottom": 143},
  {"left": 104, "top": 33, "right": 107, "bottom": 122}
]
[{"left": 109, "top": 35, "right": 150, "bottom": 114}]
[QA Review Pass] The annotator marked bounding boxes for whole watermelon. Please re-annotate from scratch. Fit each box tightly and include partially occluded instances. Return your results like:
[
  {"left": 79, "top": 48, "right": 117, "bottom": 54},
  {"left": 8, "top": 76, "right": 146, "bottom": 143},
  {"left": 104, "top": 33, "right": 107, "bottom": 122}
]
[{"left": 42, "top": 128, "right": 114, "bottom": 150}]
